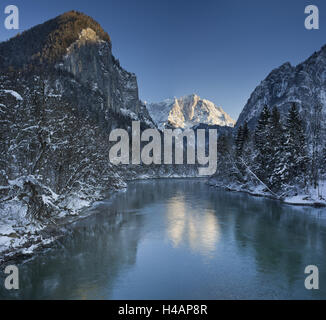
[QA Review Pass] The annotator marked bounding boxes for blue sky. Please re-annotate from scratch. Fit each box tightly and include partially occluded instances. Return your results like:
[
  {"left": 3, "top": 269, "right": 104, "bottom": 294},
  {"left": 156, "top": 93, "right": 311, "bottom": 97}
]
[{"left": 0, "top": 0, "right": 325, "bottom": 120}]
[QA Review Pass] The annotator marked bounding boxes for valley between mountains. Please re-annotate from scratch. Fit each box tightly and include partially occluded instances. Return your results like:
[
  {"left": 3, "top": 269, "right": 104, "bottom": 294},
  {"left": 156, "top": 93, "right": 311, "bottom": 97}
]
[{"left": 1, "top": 11, "right": 326, "bottom": 262}]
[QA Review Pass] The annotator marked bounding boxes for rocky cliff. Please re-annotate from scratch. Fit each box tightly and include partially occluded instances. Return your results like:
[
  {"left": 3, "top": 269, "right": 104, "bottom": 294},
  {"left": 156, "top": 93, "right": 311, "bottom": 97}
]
[
  {"left": 236, "top": 45, "right": 326, "bottom": 129},
  {"left": 60, "top": 27, "right": 140, "bottom": 114},
  {"left": 0, "top": 11, "right": 143, "bottom": 117}
]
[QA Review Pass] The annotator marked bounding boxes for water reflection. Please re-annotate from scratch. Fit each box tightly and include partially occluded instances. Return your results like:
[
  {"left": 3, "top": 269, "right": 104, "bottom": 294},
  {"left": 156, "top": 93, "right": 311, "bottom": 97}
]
[
  {"left": 0, "top": 179, "right": 326, "bottom": 300},
  {"left": 0, "top": 207, "right": 145, "bottom": 299},
  {"left": 166, "top": 195, "right": 220, "bottom": 257}
]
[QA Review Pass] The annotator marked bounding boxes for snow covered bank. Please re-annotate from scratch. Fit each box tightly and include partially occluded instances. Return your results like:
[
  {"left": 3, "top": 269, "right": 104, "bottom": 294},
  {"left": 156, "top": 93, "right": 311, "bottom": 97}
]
[
  {"left": 0, "top": 169, "right": 198, "bottom": 265},
  {"left": 0, "top": 200, "right": 51, "bottom": 263},
  {"left": 207, "top": 178, "right": 326, "bottom": 208},
  {"left": 283, "top": 181, "right": 326, "bottom": 207},
  {"left": 0, "top": 178, "right": 114, "bottom": 265},
  {"left": 0, "top": 195, "right": 96, "bottom": 265}
]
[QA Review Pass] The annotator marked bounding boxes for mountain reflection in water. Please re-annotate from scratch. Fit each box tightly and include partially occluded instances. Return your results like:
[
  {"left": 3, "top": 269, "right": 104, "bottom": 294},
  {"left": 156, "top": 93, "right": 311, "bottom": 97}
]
[{"left": 166, "top": 195, "right": 220, "bottom": 257}]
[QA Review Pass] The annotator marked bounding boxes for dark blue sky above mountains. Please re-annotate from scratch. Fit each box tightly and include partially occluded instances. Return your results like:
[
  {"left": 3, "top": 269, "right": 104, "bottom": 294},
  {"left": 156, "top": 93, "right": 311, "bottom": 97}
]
[{"left": 0, "top": 0, "right": 325, "bottom": 120}]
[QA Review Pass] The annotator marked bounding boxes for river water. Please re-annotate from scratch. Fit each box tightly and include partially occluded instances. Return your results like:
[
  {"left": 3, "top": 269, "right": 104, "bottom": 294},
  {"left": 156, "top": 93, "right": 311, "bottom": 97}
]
[{"left": 1, "top": 179, "right": 326, "bottom": 299}]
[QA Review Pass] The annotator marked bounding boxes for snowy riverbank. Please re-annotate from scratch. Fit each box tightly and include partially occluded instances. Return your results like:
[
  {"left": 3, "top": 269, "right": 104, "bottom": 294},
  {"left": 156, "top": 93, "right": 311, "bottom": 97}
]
[
  {"left": 207, "top": 178, "right": 326, "bottom": 208},
  {"left": 0, "top": 173, "right": 199, "bottom": 266},
  {"left": 1, "top": 174, "right": 325, "bottom": 266},
  {"left": 0, "top": 196, "right": 94, "bottom": 266}
]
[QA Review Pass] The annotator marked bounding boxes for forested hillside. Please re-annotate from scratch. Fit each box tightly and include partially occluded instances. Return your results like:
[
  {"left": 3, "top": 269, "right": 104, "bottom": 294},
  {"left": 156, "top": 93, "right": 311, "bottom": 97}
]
[{"left": 210, "top": 103, "right": 326, "bottom": 205}]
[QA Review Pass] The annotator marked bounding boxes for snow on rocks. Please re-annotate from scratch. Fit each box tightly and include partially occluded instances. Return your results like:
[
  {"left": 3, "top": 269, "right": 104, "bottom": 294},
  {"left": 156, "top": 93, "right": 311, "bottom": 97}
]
[{"left": 146, "top": 94, "right": 235, "bottom": 130}]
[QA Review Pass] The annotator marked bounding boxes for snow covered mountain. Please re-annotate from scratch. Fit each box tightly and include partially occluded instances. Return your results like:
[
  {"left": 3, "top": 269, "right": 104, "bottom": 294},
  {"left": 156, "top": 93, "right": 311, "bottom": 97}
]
[
  {"left": 146, "top": 94, "right": 235, "bottom": 130},
  {"left": 0, "top": 11, "right": 165, "bottom": 261},
  {"left": 236, "top": 45, "right": 326, "bottom": 129}
]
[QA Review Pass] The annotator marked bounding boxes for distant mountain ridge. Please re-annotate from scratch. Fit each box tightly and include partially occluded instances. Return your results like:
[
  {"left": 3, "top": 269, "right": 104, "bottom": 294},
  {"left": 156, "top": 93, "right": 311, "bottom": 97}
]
[
  {"left": 146, "top": 94, "right": 235, "bottom": 130},
  {"left": 236, "top": 45, "right": 326, "bottom": 129}
]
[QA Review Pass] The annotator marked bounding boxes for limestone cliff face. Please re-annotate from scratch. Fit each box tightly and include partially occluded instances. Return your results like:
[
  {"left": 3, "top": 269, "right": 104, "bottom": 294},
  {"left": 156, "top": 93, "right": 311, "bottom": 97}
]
[
  {"left": 236, "top": 45, "right": 326, "bottom": 130},
  {"left": 0, "top": 11, "right": 142, "bottom": 117},
  {"left": 61, "top": 28, "right": 140, "bottom": 114}
]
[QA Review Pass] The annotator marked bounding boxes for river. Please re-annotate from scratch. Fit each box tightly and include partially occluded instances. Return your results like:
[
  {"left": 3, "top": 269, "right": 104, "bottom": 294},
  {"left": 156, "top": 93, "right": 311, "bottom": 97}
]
[{"left": 1, "top": 179, "right": 326, "bottom": 299}]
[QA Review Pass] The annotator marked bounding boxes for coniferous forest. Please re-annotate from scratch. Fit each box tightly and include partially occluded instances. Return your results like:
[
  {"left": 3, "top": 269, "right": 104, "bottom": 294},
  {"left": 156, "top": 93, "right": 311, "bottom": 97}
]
[{"left": 211, "top": 103, "right": 325, "bottom": 202}]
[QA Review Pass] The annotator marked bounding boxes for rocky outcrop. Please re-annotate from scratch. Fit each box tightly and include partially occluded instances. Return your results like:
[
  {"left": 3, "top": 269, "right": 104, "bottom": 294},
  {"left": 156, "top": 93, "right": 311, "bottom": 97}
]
[
  {"left": 0, "top": 11, "right": 142, "bottom": 118},
  {"left": 236, "top": 45, "right": 326, "bottom": 129},
  {"left": 60, "top": 27, "right": 140, "bottom": 114}
]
